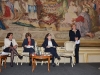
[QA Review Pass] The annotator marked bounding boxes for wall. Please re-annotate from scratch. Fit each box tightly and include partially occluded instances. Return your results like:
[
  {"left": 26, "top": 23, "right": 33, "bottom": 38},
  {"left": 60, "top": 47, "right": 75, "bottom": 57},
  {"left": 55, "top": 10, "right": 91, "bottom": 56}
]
[{"left": 0, "top": 0, "right": 100, "bottom": 41}]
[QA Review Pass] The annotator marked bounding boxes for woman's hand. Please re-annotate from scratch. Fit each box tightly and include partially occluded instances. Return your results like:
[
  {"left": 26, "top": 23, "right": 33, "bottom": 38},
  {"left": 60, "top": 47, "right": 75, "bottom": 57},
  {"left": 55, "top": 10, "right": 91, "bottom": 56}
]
[
  {"left": 53, "top": 46, "right": 56, "bottom": 48},
  {"left": 46, "top": 46, "right": 50, "bottom": 48},
  {"left": 75, "top": 37, "right": 78, "bottom": 41},
  {"left": 24, "top": 45, "right": 27, "bottom": 48},
  {"left": 13, "top": 45, "right": 17, "bottom": 49}
]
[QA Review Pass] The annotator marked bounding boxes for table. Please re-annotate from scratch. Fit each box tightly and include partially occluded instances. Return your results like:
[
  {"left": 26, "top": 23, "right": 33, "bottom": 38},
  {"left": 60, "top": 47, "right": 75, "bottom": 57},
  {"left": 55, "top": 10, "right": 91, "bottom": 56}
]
[
  {"left": 31, "top": 53, "right": 52, "bottom": 72},
  {"left": 0, "top": 53, "right": 8, "bottom": 72}
]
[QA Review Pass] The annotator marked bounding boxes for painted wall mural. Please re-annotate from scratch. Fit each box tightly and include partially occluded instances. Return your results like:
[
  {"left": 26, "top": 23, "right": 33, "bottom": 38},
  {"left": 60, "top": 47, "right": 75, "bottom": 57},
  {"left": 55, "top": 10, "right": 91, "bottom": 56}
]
[{"left": 0, "top": 0, "right": 100, "bottom": 39}]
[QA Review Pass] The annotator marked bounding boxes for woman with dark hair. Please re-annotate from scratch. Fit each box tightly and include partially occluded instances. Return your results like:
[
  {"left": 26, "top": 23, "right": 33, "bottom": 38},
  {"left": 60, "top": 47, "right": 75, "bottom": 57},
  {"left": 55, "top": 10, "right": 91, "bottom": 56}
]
[
  {"left": 42, "top": 33, "right": 60, "bottom": 67},
  {"left": 22, "top": 32, "right": 35, "bottom": 66},
  {"left": 4, "top": 33, "right": 23, "bottom": 67},
  {"left": 69, "top": 24, "right": 81, "bottom": 64}
]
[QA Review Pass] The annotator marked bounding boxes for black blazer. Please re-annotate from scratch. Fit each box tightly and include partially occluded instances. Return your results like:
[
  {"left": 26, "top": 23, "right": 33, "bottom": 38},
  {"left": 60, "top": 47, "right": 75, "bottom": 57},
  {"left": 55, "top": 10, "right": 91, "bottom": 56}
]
[
  {"left": 42, "top": 39, "right": 58, "bottom": 49},
  {"left": 69, "top": 29, "right": 81, "bottom": 41},
  {"left": 22, "top": 38, "right": 35, "bottom": 48}
]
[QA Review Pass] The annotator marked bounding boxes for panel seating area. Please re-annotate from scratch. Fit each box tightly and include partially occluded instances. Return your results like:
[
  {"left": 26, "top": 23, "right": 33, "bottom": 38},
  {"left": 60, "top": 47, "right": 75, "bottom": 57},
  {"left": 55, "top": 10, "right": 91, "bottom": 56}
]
[
  {"left": 0, "top": 46, "right": 100, "bottom": 64},
  {"left": 0, "top": 40, "right": 100, "bottom": 65}
]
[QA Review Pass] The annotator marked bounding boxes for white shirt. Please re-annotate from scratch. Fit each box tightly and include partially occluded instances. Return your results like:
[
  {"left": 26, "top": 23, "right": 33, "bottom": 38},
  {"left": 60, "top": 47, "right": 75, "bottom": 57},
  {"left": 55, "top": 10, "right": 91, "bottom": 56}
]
[
  {"left": 48, "top": 41, "right": 53, "bottom": 47},
  {"left": 4, "top": 38, "right": 18, "bottom": 49}
]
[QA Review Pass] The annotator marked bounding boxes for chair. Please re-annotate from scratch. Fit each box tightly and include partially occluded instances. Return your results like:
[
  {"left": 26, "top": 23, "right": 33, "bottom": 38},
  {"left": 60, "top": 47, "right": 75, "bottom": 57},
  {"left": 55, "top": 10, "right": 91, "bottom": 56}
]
[
  {"left": 58, "top": 41, "right": 76, "bottom": 67},
  {"left": 1, "top": 46, "right": 17, "bottom": 65},
  {"left": 16, "top": 41, "right": 37, "bottom": 65},
  {"left": 0, "top": 52, "right": 9, "bottom": 72}
]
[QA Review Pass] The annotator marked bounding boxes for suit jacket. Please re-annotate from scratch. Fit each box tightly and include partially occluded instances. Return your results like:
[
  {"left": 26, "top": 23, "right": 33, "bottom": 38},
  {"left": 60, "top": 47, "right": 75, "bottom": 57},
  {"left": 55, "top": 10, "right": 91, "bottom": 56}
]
[
  {"left": 42, "top": 39, "right": 58, "bottom": 49},
  {"left": 4, "top": 38, "right": 18, "bottom": 49},
  {"left": 69, "top": 29, "right": 81, "bottom": 41},
  {"left": 22, "top": 38, "right": 35, "bottom": 49}
]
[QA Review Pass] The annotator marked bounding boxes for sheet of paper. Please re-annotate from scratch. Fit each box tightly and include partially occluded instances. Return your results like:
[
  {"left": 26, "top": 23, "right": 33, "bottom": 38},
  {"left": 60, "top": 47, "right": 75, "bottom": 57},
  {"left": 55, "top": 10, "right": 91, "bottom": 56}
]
[
  {"left": 0, "top": 52, "right": 8, "bottom": 55},
  {"left": 75, "top": 40, "right": 80, "bottom": 44},
  {"left": 26, "top": 45, "right": 34, "bottom": 48}
]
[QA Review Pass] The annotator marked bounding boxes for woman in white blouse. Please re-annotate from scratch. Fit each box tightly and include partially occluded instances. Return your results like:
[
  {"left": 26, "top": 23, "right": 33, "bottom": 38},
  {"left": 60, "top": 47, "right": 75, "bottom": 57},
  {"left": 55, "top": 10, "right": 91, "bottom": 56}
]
[
  {"left": 3, "top": 33, "right": 23, "bottom": 67},
  {"left": 42, "top": 33, "right": 60, "bottom": 67}
]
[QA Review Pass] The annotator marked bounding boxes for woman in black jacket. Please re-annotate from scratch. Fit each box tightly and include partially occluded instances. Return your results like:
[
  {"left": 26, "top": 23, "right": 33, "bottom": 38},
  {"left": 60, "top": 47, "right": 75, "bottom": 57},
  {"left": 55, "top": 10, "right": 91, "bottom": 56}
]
[
  {"left": 42, "top": 33, "right": 60, "bottom": 67},
  {"left": 69, "top": 24, "right": 81, "bottom": 64}
]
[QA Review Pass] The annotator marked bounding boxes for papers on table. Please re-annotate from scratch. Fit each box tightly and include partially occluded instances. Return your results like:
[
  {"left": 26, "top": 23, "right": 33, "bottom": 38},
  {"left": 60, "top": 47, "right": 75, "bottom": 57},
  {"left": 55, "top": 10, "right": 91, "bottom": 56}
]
[
  {"left": 75, "top": 40, "right": 80, "bottom": 44},
  {"left": 0, "top": 52, "right": 8, "bottom": 56},
  {"left": 26, "top": 45, "right": 34, "bottom": 48}
]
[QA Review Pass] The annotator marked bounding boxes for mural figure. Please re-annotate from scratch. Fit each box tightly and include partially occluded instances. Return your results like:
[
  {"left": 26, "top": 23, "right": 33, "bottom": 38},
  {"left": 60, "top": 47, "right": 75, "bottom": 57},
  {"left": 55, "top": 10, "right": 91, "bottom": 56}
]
[
  {"left": 96, "top": 0, "right": 100, "bottom": 24},
  {"left": 1, "top": 0, "right": 14, "bottom": 19},
  {"left": 13, "top": 0, "right": 22, "bottom": 20},
  {"left": 74, "top": 7, "right": 94, "bottom": 38},
  {"left": 35, "top": 0, "right": 43, "bottom": 19},
  {"left": 83, "top": 0, "right": 100, "bottom": 32},
  {"left": 0, "top": 17, "right": 9, "bottom": 30},
  {"left": 0, "top": 0, "right": 100, "bottom": 38},
  {"left": 27, "top": 0, "right": 37, "bottom": 20},
  {"left": 63, "top": 1, "right": 78, "bottom": 24}
]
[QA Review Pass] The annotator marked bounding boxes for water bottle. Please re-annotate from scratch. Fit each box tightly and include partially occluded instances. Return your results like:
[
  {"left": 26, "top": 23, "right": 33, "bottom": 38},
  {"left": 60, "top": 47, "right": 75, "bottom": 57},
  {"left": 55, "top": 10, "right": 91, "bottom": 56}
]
[{"left": 37, "top": 47, "right": 40, "bottom": 55}]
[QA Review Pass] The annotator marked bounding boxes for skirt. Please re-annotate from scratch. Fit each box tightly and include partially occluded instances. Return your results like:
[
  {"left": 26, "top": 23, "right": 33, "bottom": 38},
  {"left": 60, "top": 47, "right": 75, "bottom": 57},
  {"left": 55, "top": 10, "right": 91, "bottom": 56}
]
[{"left": 4, "top": 47, "right": 10, "bottom": 52}]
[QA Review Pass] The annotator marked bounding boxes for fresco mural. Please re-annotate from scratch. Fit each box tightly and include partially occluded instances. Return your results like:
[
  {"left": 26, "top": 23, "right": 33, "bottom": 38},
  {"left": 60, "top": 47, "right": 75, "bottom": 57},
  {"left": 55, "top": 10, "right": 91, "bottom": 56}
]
[{"left": 0, "top": 0, "right": 100, "bottom": 39}]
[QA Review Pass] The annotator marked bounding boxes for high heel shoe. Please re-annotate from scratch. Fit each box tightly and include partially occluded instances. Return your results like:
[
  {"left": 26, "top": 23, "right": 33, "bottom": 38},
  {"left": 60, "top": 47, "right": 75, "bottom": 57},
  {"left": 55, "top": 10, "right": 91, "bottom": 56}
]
[
  {"left": 29, "top": 61, "right": 32, "bottom": 66},
  {"left": 57, "top": 56, "right": 61, "bottom": 60},
  {"left": 10, "top": 62, "right": 13, "bottom": 67},
  {"left": 52, "top": 63, "right": 56, "bottom": 67},
  {"left": 18, "top": 55, "right": 23, "bottom": 59}
]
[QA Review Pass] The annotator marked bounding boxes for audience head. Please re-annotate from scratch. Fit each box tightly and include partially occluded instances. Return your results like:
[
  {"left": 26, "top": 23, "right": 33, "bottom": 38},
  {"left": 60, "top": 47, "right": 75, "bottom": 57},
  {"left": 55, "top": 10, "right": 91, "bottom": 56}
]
[
  {"left": 71, "top": 23, "right": 76, "bottom": 30},
  {"left": 45, "top": 33, "right": 52, "bottom": 40},
  {"left": 25, "top": 32, "right": 31, "bottom": 39},
  {"left": 6, "top": 33, "right": 13, "bottom": 40}
]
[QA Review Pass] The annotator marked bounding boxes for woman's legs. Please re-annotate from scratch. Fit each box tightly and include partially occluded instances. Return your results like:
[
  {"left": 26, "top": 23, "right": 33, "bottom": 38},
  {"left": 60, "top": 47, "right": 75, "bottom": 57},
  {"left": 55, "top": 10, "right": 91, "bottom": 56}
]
[
  {"left": 10, "top": 47, "right": 22, "bottom": 58},
  {"left": 10, "top": 50, "right": 14, "bottom": 67},
  {"left": 45, "top": 47, "right": 60, "bottom": 66},
  {"left": 24, "top": 48, "right": 35, "bottom": 66},
  {"left": 9, "top": 47, "right": 23, "bottom": 67},
  {"left": 75, "top": 44, "right": 80, "bottom": 64},
  {"left": 45, "top": 48, "right": 55, "bottom": 64},
  {"left": 29, "top": 48, "right": 35, "bottom": 66}
]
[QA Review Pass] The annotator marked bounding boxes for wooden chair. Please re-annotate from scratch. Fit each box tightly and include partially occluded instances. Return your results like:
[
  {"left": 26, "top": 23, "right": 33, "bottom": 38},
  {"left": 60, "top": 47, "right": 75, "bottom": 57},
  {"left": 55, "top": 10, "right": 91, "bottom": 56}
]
[{"left": 57, "top": 41, "right": 76, "bottom": 67}]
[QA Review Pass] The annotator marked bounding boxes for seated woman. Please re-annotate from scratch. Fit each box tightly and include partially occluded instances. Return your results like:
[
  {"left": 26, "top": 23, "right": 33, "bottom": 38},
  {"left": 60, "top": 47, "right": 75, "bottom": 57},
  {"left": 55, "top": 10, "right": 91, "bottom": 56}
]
[
  {"left": 3, "top": 33, "right": 23, "bottom": 67},
  {"left": 42, "top": 33, "right": 60, "bottom": 67},
  {"left": 22, "top": 33, "right": 35, "bottom": 66}
]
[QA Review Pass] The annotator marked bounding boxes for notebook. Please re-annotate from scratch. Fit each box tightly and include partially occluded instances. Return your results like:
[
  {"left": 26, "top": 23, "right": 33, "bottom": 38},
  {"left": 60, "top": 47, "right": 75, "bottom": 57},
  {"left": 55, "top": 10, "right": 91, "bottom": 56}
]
[
  {"left": 75, "top": 40, "right": 80, "bottom": 44},
  {"left": 26, "top": 45, "right": 34, "bottom": 48}
]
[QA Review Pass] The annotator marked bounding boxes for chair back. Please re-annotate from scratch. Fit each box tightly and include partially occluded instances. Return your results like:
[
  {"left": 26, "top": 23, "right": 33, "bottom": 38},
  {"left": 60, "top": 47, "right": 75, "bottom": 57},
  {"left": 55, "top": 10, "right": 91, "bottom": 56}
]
[
  {"left": 64, "top": 41, "right": 76, "bottom": 52},
  {"left": 2, "top": 46, "right": 4, "bottom": 50}
]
